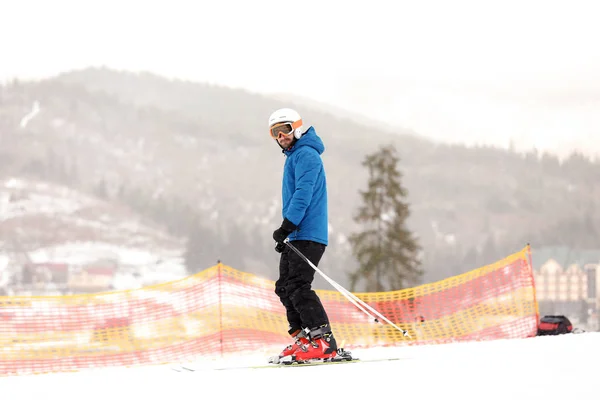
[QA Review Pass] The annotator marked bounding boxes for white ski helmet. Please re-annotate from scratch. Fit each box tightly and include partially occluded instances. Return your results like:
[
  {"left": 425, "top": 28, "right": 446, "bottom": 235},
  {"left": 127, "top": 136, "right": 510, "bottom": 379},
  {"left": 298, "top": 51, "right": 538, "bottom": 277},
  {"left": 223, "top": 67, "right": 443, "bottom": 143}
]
[{"left": 268, "top": 108, "right": 304, "bottom": 140}]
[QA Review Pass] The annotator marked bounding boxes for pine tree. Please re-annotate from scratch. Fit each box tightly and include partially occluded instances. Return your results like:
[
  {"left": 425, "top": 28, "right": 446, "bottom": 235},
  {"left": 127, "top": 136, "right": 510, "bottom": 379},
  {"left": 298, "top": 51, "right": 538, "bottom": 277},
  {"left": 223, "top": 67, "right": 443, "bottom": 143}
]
[{"left": 348, "top": 144, "right": 422, "bottom": 292}]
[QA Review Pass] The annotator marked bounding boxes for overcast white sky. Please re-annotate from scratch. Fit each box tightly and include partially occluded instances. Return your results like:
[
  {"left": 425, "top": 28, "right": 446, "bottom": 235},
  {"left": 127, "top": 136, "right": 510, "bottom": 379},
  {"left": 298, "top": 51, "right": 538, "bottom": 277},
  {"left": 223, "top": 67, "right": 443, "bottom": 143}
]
[{"left": 1, "top": 0, "right": 599, "bottom": 158}]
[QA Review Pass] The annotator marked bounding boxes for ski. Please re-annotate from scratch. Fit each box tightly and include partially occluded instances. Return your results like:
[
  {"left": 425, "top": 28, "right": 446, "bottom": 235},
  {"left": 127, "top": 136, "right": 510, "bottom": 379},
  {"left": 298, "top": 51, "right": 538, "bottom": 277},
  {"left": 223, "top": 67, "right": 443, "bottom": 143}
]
[
  {"left": 172, "top": 356, "right": 409, "bottom": 372},
  {"left": 269, "top": 347, "right": 355, "bottom": 366}
]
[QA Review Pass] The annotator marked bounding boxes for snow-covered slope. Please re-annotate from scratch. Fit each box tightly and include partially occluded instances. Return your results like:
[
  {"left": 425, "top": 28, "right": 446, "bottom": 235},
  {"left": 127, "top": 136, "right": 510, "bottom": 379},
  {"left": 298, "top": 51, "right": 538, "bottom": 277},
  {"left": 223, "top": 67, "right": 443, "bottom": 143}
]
[
  {"left": 0, "top": 177, "right": 187, "bottom": 294},
  {"left": 2, "top": 332, "right": 597, "bottom": 400}
]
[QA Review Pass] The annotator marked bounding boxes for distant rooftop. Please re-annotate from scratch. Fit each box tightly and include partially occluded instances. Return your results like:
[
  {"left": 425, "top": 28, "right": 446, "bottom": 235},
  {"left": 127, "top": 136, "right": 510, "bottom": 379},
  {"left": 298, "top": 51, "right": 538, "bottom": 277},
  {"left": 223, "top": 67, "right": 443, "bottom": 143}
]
[{"left": 531, "top": 246, "right": 600, "bottom": 270}]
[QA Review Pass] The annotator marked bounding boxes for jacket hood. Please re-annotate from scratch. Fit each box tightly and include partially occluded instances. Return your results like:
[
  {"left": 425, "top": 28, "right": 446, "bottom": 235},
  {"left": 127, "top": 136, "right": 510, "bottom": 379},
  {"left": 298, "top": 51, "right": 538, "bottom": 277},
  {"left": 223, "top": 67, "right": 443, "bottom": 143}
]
[{"left": 284, "top": 126, "right": 325, "bottom": 155}]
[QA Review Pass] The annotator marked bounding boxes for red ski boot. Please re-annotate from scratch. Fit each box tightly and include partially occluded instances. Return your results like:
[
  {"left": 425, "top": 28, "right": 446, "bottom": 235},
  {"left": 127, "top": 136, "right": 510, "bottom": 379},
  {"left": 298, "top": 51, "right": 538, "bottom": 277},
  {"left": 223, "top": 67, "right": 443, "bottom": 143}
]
[
  {"left": 268, "top": 328, "right": 310, "bottom": 364},
  {"left": 293, "top": 325, "right": 338, "bottom": 362}
]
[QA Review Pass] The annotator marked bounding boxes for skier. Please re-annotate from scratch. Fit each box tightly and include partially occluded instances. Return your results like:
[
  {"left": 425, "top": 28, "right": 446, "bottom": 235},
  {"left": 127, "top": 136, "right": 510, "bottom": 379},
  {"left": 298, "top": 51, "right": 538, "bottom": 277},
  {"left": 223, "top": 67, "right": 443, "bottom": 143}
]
[{"left": 268, "top": 107, "right": 342, "bottom": 363}]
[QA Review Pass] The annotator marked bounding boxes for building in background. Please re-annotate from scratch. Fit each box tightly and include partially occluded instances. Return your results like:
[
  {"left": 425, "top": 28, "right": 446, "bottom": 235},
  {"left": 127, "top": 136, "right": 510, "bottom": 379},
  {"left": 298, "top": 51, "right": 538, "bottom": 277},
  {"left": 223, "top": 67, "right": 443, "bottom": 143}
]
[{"left": 534, "top": 259, "right": 599, "bottom": 331}]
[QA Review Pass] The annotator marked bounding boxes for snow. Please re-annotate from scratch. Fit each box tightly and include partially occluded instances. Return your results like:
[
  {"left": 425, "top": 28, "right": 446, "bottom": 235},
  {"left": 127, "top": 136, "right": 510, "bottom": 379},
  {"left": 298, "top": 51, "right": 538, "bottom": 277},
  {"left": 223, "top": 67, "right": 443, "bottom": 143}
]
[
  {"left": 19, "top": 101, "right": 41, "bottom": 128},
  {"left": 30, "top": 243, "right": 170, "bottom": 266},
  {"left": 1, "top": 332, "right": 597, "bottom": 399},
  {"left": 24, "top": 242, "right": 187, "bottom": 285},
  {"left": 0, "top": 177, "right": 188, "bottom": 291}
]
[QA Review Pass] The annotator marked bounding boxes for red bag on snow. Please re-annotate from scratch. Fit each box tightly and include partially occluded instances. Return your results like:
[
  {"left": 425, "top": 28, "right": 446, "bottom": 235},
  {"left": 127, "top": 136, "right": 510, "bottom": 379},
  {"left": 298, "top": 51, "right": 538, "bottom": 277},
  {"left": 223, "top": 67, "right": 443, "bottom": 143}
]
[{"left": 537, "top": 315, "right": 573, "bottom": 336}]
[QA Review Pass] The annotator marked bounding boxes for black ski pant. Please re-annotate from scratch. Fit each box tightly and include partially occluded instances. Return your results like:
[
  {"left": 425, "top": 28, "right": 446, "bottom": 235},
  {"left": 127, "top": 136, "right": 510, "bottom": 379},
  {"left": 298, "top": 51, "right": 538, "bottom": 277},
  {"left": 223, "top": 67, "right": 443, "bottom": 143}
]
[{"left": 275, "top": 240, "right": 330, "bottom": 333}]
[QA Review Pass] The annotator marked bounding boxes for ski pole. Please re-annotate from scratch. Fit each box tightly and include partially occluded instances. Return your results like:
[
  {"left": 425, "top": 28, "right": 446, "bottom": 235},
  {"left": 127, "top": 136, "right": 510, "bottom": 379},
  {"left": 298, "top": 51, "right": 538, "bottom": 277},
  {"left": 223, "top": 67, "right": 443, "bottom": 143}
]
[
  {"left": 283, "top": 239, "right": 373, "bottom": 316},
  {"left": 283, "top": 239, "right": 368, "bottom": 316},
  {"left": 283, "top": 238, "right": 410, "bottom": 338}
]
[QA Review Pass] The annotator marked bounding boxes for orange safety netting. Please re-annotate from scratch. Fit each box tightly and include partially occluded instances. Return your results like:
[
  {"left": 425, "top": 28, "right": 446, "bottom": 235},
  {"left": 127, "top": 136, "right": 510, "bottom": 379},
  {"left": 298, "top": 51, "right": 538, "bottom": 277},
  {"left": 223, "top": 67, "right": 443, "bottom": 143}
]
[{"left": 0, "top": 245, "right": 538, "bottom": 376}]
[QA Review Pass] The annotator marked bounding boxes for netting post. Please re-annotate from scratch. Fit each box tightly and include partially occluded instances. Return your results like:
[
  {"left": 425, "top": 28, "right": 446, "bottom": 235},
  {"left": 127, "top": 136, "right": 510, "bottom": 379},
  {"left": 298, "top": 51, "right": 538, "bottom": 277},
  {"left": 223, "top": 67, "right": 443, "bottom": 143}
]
[
  {"left": 526, "top": 243, "right": 540, "bottom": 327},
  {"left": 218, "top": 262, "right": 224, "bottom": 358}
]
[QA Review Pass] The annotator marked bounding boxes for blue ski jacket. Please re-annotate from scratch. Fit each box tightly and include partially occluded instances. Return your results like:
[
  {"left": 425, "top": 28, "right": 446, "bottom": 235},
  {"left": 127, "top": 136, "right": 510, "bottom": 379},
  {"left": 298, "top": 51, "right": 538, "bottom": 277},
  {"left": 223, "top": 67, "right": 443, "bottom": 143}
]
[{"left": 281, "top": 126, "right": 328, "bottom": 246}]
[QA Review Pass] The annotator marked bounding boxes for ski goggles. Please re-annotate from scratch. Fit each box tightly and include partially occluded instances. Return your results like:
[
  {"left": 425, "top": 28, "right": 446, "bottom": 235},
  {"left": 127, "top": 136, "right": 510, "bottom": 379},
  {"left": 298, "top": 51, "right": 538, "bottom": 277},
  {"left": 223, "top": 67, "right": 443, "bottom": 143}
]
[{"left": 269, "top": 120, "right": 302, "bottom": 139}]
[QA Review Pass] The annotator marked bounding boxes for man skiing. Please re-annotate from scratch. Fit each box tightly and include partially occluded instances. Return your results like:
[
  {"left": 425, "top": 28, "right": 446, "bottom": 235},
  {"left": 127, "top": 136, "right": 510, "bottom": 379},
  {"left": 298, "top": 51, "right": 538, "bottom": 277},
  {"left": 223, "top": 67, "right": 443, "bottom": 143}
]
[{"left": 268, "top": 107, "right": 342, "bottom": 364}]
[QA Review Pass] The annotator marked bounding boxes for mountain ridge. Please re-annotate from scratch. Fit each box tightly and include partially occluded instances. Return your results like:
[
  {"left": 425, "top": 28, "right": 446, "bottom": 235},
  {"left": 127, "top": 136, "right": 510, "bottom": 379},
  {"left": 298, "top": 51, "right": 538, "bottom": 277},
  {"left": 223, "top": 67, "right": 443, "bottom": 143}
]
[{"left": 1, "top": 67, "right": 599, "bottom": 289}]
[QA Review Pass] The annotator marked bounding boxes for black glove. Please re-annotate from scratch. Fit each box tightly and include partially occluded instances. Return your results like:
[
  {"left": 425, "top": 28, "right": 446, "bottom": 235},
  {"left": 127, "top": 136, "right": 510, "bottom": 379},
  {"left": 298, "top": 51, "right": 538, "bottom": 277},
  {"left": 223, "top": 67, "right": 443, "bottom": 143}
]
[
  {"left": 273, "top": 218, "right": 298, "bottom": 244},
  {"left": 274, "top": 242, "right": 286, "bottom": 253}
]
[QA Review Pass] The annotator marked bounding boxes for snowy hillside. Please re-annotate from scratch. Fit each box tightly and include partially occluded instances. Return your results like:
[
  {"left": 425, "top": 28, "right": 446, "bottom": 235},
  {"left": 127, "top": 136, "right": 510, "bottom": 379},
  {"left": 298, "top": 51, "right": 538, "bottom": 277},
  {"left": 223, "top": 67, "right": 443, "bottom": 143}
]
[
  {"left": 2, "top": 332, "right": 597, "bottom": 400},
  {"left": 0, "top": 177, "right": 187, "bottom": 295},
  {"left": 4, "top": 71, "right": 600, "bottom": 286}
]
